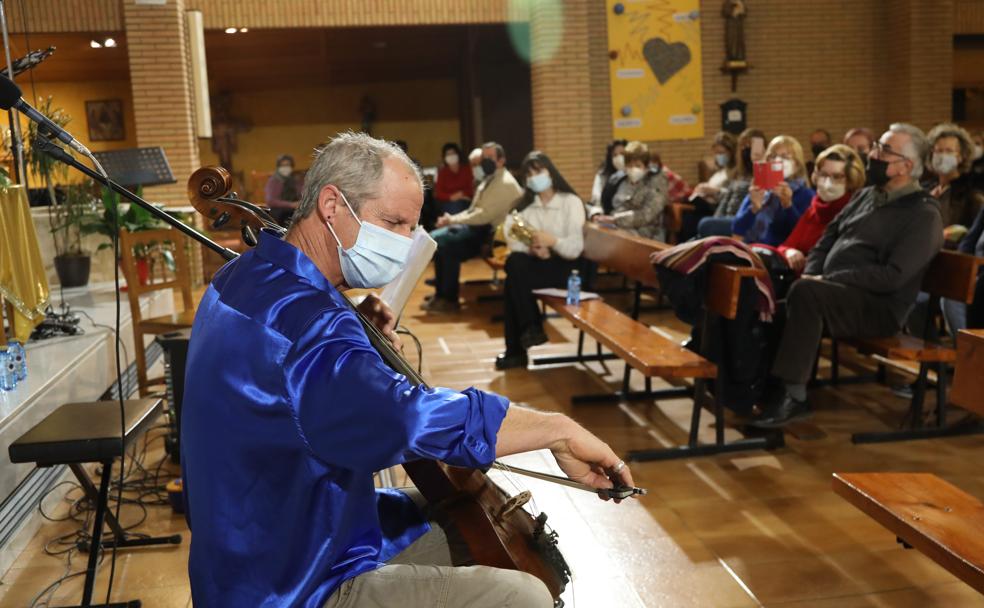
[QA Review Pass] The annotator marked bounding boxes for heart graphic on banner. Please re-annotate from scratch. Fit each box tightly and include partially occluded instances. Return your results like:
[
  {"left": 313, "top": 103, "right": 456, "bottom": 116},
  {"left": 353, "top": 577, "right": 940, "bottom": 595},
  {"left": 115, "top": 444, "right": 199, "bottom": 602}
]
[{"left": 642, "top": 38, "right": 691, "bottom": 85}]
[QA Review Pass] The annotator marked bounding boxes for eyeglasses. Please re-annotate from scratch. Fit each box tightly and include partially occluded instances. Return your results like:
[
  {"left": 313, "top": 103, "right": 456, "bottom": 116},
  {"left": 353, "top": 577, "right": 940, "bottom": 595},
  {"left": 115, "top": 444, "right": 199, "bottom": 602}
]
[{"left": 870, "top": 141, "right": 908, "bottom": 162}]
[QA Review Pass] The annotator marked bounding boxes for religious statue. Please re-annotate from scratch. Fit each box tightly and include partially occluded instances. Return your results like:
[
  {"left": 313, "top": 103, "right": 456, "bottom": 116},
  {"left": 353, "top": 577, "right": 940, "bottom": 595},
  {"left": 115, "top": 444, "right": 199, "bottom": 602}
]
[
  {"left": 210, "top": 91, "right": 251, "bottom": 175},
  {"left": 722, "top": 0, "right": 746, "bottom": 62},
  {"left": 721, "top": 0, "right": 748, "bottom": 91}
]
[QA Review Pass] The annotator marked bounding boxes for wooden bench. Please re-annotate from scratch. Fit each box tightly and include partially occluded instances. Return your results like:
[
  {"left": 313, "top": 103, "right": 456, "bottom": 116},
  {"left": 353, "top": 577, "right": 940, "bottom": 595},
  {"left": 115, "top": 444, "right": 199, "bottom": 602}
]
[
  {"left": 537, "top": 225, "right": 782, "bottom": 460},
  {"left": 833, "top": 472, "right": 984, "bottom": 594},
  {"left": 951, "top": 329, "right": 984, "bottom": 417},
  {"left": 833, "top": 251, "right": 983, "bottom": 443}
]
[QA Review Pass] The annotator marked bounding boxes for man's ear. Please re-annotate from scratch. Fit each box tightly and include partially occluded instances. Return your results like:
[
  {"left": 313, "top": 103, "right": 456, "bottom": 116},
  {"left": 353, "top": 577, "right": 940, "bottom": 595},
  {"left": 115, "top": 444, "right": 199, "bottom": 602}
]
[{"left": 317, "top": 185, "right": 340, "bottom": 223}]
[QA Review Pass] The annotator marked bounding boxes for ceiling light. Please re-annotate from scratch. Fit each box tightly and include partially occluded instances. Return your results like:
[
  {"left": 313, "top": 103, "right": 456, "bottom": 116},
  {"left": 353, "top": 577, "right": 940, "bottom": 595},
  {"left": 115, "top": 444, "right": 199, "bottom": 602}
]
[
  {"left": 90, "top": 40, "right": 102, "bottom": 48},
  {"left": 104, "top": 38, "right": 117, "bottom": 48},
  {"left": 224, "top": 27, "right": 237, "bottom": 34},
  {"left": 239, "top": 27, "right": 248, "bottom": 33}
]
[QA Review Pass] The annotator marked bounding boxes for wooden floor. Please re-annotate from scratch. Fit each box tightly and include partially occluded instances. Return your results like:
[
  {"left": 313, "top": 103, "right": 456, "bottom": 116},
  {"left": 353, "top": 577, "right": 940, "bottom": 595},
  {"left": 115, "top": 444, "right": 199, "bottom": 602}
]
[{"left": 3, "top": 258, "right": 984, "bottom": 607}]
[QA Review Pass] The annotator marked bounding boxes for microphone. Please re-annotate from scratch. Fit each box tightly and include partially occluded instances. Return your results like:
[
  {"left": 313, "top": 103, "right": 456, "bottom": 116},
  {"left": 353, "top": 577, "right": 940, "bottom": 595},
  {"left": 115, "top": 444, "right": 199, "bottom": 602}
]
[{"left": 0, "top": 75, "right": 89, "bottom": 155}]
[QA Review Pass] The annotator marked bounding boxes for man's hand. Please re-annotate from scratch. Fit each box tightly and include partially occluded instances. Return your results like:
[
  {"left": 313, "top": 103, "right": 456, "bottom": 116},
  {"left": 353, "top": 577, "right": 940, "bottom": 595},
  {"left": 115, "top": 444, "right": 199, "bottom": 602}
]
[
  {"left": 532, "top": 231, "right": 557, "bottom": 249},
  {"left": 530, "top": 244, "right": 551, "bottom": 259},
  {"left": 550, "top": 418, "right": 634, "bottom": 501},
  {"left": 436, "top": 213, "right": 452, "bottom": 228},
  {"left": 748, "top": 186, "right": 766, "bottom": 212},
  {"left": 773, "top": 182, "right": 793, "bottom": 209},
  {"left": 356, "top": 293, "right": 402, "bottom": 351},
  {"left": 784, "top": 248, "right": 806, "bottom": 272}
]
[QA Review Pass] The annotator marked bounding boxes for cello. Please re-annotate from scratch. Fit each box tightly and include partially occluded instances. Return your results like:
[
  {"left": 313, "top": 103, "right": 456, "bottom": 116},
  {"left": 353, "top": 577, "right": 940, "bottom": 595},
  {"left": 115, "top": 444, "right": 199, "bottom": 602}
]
[{"left": 186, "top": 166, "right": 575, "bottom": 605}]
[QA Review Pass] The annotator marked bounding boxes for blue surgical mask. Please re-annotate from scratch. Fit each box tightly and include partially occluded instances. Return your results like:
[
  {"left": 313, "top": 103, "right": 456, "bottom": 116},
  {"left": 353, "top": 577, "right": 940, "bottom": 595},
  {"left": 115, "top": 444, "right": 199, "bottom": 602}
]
[
  {"left": 527, "top": 171, "right": 552, "bottom": 193},
  {"left": 714, "top": 153, "right": 729, "bottom": 168},
  {"left": 325, "top": 191, "right": 413, "bottom": 289}
]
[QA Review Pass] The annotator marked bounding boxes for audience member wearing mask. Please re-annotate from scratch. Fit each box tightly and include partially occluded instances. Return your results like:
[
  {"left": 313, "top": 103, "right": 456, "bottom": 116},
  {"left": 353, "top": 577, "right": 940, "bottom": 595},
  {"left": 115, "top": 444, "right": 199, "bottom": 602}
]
[
  {"left": 682, "top": 131, "right": 737, "bottom": 240},
  {"left": 425, "top": 142, "right": 523, "bottom": 313},
  {"left": 731, "top": 135, "right": 815, "bottom": 246},
  {"left": 265, "top": 154, "right": 305, "bottom": 226},
  {"left": 805, "top": 128, "right": 832, "bottom": 177},
  {"left": 751, "top": 123, "right": 942, "bottom": 428},
  {"left": 923, "top": 123, "right": 984, "bottom": 244},
  {"left": 843, "top": 127, "right": 875, "bottom": 159},
  {"left": 468, "top": 147, "right": 485, "bottom": 185},
  {"left": 775, "top": 145, "right": 865, "bottom": 273},
  {"left": 495, "top": 152, "right": 586, "bottom": 370},
  {"left": 698, "top": 128, "right": 767, "bottom": 237},
  {"left": 590, "top": 139, "right": 627, "bottom": 206},
  {"left": 434, "top": 142, "right": 475, "bottom": 216},
  {"left": 589, "top": 141, "right": 669, "bottom": 241}
]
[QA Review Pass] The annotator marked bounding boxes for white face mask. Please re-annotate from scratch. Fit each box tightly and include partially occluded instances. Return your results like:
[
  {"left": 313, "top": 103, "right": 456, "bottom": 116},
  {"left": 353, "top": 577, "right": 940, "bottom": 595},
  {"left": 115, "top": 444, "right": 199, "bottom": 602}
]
[
  {"left": 714, "top": 153, "right": 730, "bottom": 168},
  {"left": 445, "top": 153, "right": 459, "bottom": 166},
  {"left": 472, "top": 164, "right": 485, "bottom": 181},
  {"left": 816, "top": 177, "right": 846, "bottom": 202},
  {"left": 277, "top": 166, "right": 293, "bottom": 178},
  {"left": 931, "top": 152, "right": 959, "bottom": 176},
  {"left": 325, "top": 191, "right": 413, "bottom": 289},
  {"left": 527, "top": 170, "right": 552, "bottom": 193},
  {"left": 973, "top": 144, "right": 983, "bottom": 161},
  {"left": 612, "top": 154, "right": 625, "bottom": 172},
  {"left": 781, "top": 159, "right": 796, "bottom": 179},
  {"left": 627, "top": 167, "right": 646, "bottom": 184}
]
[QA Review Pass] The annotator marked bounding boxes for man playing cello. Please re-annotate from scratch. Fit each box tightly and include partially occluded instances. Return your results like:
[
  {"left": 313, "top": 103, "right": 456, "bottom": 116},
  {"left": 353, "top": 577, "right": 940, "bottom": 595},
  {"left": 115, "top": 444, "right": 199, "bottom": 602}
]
[{"left": 181, "top": 132, "right": 634, "bottom": 607}]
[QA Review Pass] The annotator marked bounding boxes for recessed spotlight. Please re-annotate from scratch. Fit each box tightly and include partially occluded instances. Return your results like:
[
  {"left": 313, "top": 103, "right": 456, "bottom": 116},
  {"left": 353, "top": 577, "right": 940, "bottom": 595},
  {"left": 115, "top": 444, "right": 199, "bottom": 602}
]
[
  {"left": 239, "top": 27, "right": 248, "bottom": 33},
  {"left": 90, "top": 40, "right": 102, "bottom": 48},
  {"left": 104, "top": 38, "right": 117, "bottom": 48},
  {"left": 224, "top": 27, "right": 237, "bottom": 34}
]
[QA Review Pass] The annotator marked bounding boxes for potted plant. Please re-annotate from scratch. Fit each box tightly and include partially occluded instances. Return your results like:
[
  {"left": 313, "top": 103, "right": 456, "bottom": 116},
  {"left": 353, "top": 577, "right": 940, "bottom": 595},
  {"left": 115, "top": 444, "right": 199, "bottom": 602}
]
[
  {"left": 80, "top": 185, "right": 172, "bottom": 286},
  {"left": 25, "top": 97, "right": 92, "bottom": 287}
]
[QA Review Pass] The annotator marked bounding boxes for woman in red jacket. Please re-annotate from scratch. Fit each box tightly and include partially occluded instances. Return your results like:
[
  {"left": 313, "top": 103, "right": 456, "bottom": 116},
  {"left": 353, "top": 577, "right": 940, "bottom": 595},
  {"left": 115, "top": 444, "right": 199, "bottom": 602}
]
[
  {"left": 434, "top": 142, "right": 474, "bottom": 215},
  {"left": 777, "top": 144, "right": 866, "bottom": 272}
]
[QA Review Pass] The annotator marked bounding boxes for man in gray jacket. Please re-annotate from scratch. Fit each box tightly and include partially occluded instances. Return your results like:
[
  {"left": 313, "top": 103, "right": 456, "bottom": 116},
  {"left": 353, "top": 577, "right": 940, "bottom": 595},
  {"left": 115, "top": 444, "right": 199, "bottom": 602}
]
[
  {"left": 752, "top": 123, "right": 943, "bottom": 427},
  {"left": 424, "top": 142, "right": 523, "bottom": 313}
]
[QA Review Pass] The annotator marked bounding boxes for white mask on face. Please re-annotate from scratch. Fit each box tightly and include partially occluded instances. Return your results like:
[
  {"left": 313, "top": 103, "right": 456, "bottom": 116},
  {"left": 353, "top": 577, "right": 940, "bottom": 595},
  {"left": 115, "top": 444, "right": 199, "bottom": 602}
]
[
  {"left": 612, "top": 154, "right": 626, "bottom": 172},
  {"left": 324, "top": 191, "right": 413, "bottom": 289},
  {"left": 816, "top": 177, "right": 846, "bottom": 202},
  {"left": 445, "top": 153, "right": 459, "bottom": 166},
  {"left": 781, "top": 159, "right": 796, "bottom": 179},
  {"left": 973, "top": 144, "right": 984, "bottom": 161},
  {"left": 931, "top": 152, "right": 959, "bottom": 176},
  {"left": 472, "top": 164, "right": 485, "bottom": 181},
  {"left": 627, "top": 167, "right": 646, "bottom": 184},
  {"left": 277, "top": 166, "right": 293, "bottom": 178},
  {"left": 714, "top": 153, "right": 730, "bottom": 168}
]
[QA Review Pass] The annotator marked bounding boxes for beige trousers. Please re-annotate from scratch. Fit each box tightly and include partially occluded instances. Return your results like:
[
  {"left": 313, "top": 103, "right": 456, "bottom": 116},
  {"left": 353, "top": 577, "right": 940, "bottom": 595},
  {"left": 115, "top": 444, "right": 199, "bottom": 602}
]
[{"left": 324, "top": 490, "right": 553, "bottom": 608}]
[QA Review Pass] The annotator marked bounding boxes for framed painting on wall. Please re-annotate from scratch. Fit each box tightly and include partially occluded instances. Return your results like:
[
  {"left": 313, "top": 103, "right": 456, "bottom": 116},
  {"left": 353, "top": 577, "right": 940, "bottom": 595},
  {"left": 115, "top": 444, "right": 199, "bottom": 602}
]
[{"left": 85, "top": 99, "right": 125, "bottom": 141}]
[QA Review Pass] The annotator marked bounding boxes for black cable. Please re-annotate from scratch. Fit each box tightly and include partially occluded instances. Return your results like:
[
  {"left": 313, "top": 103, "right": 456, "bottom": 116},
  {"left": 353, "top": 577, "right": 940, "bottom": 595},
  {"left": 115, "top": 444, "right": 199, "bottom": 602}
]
[{"left": 396, "top": 325, "right": 423, "bottom": 373}]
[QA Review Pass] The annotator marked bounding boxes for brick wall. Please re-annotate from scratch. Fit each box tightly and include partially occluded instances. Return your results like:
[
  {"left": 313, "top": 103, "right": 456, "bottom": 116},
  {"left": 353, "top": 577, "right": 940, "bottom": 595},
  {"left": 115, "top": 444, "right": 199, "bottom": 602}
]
[
  {"left": 183, "top": 0, "right": 529, "bottom": 28},
  {"left": 550, "top": 0, "right": 955, "bottom": 185},
  {"left": 123, "top": 0, "right": 200, "bottom": 205},
  {"left": 6, "top": 1, "right": 121, "bottom": 33}
]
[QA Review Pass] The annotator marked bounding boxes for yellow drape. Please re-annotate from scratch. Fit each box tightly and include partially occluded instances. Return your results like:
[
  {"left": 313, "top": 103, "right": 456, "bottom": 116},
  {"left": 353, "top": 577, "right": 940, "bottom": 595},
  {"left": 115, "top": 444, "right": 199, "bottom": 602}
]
[{"left": 0, "top": 186, "right": 50, "bottom": 343}]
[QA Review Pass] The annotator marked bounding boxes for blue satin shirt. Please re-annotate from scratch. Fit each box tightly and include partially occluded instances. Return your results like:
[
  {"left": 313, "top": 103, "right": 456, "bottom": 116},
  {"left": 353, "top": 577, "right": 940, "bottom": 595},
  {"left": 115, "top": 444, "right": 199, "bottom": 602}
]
[{"left": 181, "top": 232, "right": 509, "bottom": 607}]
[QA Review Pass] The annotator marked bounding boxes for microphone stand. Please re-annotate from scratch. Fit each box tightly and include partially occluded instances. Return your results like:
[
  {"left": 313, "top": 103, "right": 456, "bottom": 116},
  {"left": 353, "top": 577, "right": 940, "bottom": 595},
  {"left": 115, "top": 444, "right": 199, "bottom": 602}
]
[{"left": 33, "top": 136, "right": 239, "bottom": 262}]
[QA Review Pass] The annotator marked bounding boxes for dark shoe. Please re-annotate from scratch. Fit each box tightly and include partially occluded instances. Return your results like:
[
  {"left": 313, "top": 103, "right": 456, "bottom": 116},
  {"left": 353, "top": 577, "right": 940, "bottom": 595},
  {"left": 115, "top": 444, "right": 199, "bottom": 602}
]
[
  {"left": 423, "top": 297, "right": 460, "bottom": 314},
  {"left": 418, "top": 294, "right": 436, "bottom": 309},
  {"left": 519, "top": 327, "right": 549, "bottom": 350},
  {"left": 495, "top": 351, "right": 528, "bottom": 370},
  {"left": 748, "top": 395, "right": 811, "bottom": 428}
]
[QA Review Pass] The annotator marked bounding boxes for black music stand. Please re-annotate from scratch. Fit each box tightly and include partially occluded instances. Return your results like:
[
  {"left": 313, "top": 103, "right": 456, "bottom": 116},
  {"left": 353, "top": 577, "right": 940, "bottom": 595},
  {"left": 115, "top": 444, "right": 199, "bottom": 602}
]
[
  {"left": 91, "top": 147, "right": 175, "bottom": 188},
  {"left": 9, "top": 399, "right": 182, "bottom": 608}
]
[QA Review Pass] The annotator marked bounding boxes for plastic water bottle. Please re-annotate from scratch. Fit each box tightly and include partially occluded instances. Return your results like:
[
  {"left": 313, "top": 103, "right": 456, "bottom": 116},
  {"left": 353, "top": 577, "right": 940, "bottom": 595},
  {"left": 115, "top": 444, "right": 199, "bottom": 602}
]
[
  {"left": 8, "top": 341, "right": 26, "bottom": 382},
  {"left": 566, "top": 269, "right": 582, "bottom": 306},
  {"left": 0, "top": 350, "right": 16, "bottom": 392}
]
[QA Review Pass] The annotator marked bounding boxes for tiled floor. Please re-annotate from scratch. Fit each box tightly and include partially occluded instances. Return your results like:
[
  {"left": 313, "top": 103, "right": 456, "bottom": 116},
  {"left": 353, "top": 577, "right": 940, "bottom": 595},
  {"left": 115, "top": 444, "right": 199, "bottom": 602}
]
[{"left": 3, "top": 258, "right": 983, "bottom": 607}]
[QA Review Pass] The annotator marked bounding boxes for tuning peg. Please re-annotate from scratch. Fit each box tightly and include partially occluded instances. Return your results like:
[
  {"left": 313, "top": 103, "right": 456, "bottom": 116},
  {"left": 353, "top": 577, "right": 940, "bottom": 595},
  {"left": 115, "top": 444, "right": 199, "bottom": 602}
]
[
  {"left": 212, "top": 211, "right": 231, "bottom": 229},
  {"left": 241, "top": 225, "right": 257, "bottom": 247}
]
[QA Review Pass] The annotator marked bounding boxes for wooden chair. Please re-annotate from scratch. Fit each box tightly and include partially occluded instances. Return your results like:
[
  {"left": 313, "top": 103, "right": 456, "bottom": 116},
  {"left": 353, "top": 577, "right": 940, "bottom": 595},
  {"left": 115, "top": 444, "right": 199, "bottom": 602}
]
[{"left": 118, "top": 228, "right": 196, "bottom": 396}]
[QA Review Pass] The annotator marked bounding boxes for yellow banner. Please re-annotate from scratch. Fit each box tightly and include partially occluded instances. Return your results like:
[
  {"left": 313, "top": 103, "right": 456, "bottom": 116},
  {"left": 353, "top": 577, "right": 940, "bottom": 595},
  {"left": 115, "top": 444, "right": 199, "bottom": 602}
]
[{"left": 607, "top": 0, "right": 704, "bottom": 141}]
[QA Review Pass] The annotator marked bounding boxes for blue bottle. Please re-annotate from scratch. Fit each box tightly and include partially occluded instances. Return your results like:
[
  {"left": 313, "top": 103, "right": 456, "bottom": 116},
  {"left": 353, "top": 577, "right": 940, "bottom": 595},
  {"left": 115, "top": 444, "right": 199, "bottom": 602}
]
[
  {"left": 0, "top": 349, "right": 16, "bottom": 392},
  {"left": 566, "top": 269, "right": 582, "bottom": 306},
  {"left": 8, "top": 341, "right": 26, "bottom": 382}
]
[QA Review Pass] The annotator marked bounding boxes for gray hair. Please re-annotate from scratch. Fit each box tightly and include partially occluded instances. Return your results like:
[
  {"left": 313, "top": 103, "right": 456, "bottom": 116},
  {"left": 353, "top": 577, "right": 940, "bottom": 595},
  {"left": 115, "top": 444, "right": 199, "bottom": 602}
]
[
  {"left": 926, "top": 122, "right": 976, "bottom": 174},
  {"left": 887, "top": 122, "right": 928, "bottom": 179},
  {"left": 293, "top": 131, "right": 422, "bottom": 221},
  {"left": 482, "top": 141, "right": 506, "bottom": 161}
]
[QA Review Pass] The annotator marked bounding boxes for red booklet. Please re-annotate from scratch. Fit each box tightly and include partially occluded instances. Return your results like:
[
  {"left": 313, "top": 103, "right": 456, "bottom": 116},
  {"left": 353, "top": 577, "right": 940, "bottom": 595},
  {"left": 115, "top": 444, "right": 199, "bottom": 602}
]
[{"left": 753, "top": 160, "right": 784, "bottom": 190}]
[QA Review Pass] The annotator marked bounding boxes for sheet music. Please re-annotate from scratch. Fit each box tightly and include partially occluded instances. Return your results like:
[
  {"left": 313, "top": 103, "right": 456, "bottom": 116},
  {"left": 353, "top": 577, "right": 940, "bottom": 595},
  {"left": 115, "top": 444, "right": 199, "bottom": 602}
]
[{"left": 380, "top": 226, "right": 437, "bottom": 318}]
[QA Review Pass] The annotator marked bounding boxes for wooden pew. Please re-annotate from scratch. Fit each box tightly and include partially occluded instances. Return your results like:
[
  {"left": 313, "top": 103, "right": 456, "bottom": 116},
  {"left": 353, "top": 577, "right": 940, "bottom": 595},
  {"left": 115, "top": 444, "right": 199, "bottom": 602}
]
[
  {"left": 951, "top": 329, "right": 984, "bottom": 417},
  {"left": 837, "top": 251, "right": 983, "bottom": 443},
  {"left": 833, "top": 472, "right": 984, "bottom": 595},
  {"left": 538, "top": 225, "right": 782, "bottom": 460}
]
